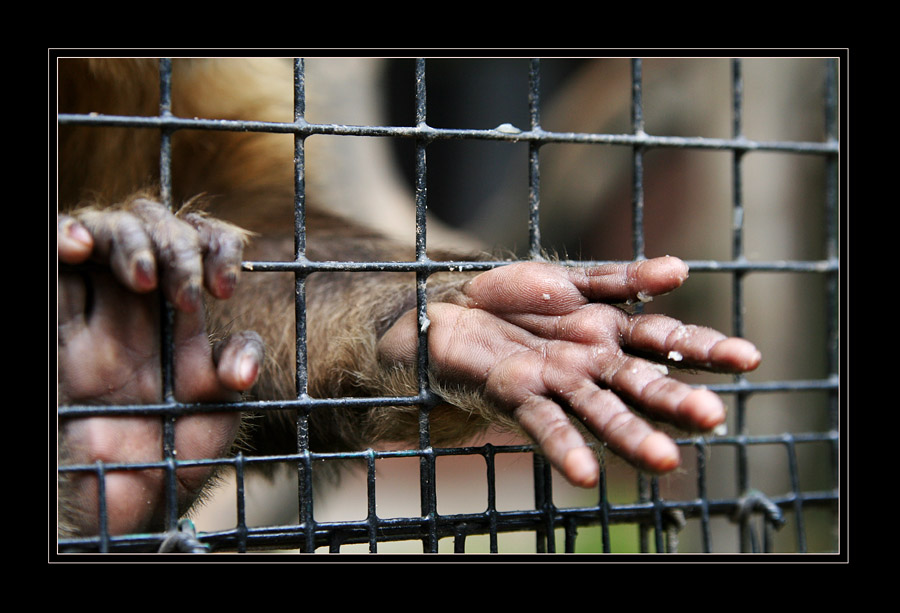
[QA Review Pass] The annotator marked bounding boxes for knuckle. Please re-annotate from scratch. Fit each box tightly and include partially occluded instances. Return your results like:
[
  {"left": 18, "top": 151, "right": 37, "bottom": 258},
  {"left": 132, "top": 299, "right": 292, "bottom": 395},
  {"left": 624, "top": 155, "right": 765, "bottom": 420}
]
[
  {"left": 664, "top": 323, "right": 700, "bottom": 349},
  {"left": 182, "top": 212, "right": 249, "bottom": 265},
  {"left": 597, "top": 405, "right": 635, "bottom": 441},
  {"left": 537, "top": 415, "right": 573, "bottom": 447},
  {"left": 639, "top": 377, "right": 684, "bottom": 411}
]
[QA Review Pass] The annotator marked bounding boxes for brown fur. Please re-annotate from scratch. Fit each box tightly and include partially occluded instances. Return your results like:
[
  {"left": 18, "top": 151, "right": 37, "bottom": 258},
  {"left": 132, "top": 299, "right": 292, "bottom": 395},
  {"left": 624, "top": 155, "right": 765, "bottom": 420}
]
[{"left": 57, "top": 58, "right": 498, "bottom": 484}]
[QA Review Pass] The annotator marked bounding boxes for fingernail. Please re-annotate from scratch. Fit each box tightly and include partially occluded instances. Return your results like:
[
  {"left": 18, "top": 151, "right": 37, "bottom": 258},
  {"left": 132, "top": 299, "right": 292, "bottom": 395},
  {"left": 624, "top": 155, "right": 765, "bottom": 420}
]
[
  {"left": 59, "top": 219, "right": 94, "bottom": 263},
  {"left": 176, "top": 282, "right": 202, "bottom": 312},
  {"left": 131, "top": 251, "right": 157, "bottom": 291},
  {"left": 747, "top": 348, "right": 763, "bottom": 371},
  {"left": 64, "top": 219, "right": 93, "bottom": 246},
  {"left": 216, "top": 269, "right": 237, "bottom": 298},
  {"left": 239, "top": 354, "right": 258, "bottom": 388}
]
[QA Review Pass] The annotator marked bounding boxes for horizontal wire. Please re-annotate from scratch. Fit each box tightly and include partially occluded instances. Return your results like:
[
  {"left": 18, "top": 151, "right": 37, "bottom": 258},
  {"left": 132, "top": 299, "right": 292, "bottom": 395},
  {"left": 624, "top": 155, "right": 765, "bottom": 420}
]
[{"left": 58, "top": 112, "right": 839, "bottom": 156}]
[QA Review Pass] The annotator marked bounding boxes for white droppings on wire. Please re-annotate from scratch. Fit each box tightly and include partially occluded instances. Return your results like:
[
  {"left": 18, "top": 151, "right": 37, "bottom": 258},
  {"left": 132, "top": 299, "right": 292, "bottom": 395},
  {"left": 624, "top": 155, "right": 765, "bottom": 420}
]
[{"left": 495, "top": 123, "right": 521, "bottom": 134}]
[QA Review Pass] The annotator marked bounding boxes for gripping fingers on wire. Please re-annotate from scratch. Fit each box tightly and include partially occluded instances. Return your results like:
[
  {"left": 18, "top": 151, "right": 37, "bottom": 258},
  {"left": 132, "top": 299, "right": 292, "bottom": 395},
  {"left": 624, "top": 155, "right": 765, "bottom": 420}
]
[{"left": 60, "top": 198, "right": 250, "bottom": 312}]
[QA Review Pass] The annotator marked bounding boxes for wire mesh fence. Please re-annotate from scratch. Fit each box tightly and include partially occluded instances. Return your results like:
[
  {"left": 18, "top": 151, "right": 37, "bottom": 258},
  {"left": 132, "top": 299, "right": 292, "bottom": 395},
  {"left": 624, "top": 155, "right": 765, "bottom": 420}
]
[{"left": 56, "top": 56, "right": 842, "bottom": 555}]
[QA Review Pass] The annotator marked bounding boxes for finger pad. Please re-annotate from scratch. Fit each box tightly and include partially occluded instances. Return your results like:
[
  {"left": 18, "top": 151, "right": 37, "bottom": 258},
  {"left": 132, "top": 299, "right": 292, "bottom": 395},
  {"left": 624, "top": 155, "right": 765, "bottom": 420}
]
[{"left": 563, "top": 446, "right": 600, "bottom": 488}]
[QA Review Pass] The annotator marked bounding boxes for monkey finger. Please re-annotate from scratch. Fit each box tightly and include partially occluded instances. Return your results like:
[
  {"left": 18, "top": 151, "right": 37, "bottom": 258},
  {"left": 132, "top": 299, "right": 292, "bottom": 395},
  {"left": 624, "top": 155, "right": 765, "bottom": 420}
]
[
  {"left": 212, "top": 331, "right": 266, "bottom": 392},
  {"left": 568, "top": 256, "right": 689, "bottom": 305},
  {"left": 600, "top": 354, "right": 726, "bottom": 431},
  {"left": 58, "top": 214, "right": 94, "bottom": 264},
  {"left": 75, "top": 207, "right": 158, "bottom": 294},
  {"left": 622, "top": 313, "right": 762, "bottom": 373},
  {"left": 568, "top": 381, "right": 683, "bottom": 474},
  {"left": 462, "top": 258, "right": 690, "bottom": 320},
  {"left": 129, "top": 199, "right": 205, "bottom": 313},
  {"left": 181, "top": 211, "right": 250, "bottom": 300},
  {"left": 513, "top": 396, "right": 601, "bottom": 488},
  {"left": 540, "top": 358, "right": 687, "bottom": 473}
]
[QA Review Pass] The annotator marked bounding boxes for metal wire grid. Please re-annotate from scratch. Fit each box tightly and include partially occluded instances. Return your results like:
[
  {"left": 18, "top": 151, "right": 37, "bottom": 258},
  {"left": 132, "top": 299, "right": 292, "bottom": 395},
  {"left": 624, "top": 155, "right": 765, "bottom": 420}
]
[{"left": 56, "top": 57, "right": 841, "bottom": 554}]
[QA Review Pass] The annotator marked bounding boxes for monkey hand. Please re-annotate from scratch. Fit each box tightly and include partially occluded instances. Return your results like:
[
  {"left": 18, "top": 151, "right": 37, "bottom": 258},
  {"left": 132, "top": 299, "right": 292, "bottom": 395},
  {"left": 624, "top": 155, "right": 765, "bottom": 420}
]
[
  {"left": 379, "top": 258, "right": 761, "bottom": 488},
  {"left": 57, "top": 199, "right": 265, "bottom": 537}
]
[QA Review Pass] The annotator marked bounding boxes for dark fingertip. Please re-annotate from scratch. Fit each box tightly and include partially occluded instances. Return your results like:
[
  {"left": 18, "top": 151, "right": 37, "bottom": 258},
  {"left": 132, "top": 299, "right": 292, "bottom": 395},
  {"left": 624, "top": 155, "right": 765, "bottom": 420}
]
[
  {"left": 176, "top": 282, "right": 202, "bottom": 312},
  {"left": 131, "top": 252, "right": 157, "bottom": 292},
  {"left": 215, "top": 269, "right": 238, "bottom": 299}
]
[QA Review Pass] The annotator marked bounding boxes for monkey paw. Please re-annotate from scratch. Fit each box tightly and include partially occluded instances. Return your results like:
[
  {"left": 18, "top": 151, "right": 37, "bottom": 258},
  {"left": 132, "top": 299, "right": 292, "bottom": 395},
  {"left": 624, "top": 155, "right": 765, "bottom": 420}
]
[
  {"left": 380, "top": 257, "right": 761, "bottom": 488},
  {"left": 57, "top": 199, "right": 265, "bottom": 536}
]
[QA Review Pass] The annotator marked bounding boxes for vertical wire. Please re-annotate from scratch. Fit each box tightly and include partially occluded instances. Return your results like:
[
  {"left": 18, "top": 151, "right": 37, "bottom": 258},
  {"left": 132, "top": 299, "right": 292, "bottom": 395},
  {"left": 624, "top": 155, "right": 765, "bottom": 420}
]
[
  {"left": 484, "top": 444, "right": 499, "bottom": 553},
  {"left": 158, "top": 59, "right": 174, "bottom": 214},
  {"left": 637, "top": 473, "right": 649, "bottom": 552},
  {"left": 414, "top": 58, "right": 431, "bottom": 407},
  {"left": 527, "top": 58, "right": 543, "bottom": 259},
  {"left": 784, "top": 436, "right": 807, "bottom": 552},
  {"left": 730, "top": 58, "right": 756, "bottom": 553},
  {"left": 413, "top": 58, "right": 438, "bottom": 553},
  {"left": 366, "top": 450, "right": 378, "bottom": 553},
  {"left": 597, "top": 464, "right": 611, "bottom": 553},
  {"left": 695, "top": 442, "right": 712, "bottom": 552},
  {"left": 293, "top": 58, "right": 310, "bottom": 404},
  {"left": 96, "top": 462, "right": 110, "bottom": 553},
  {"left": 564, "top": 517, "right": 577, "bottom": 553},
  {"left": 631, "top": 58, "right": 646, "bottom": 262},
  {"left": 650, "top": 477, "right": 665, "bottom": 553},
  {"left": 453, "top": 524, "right": 468, "bottom": 553},
  {"left": 157, "top": 58, "right": 180, "bottom": 534},
  {"left": 533, "top": 454, "right": 555, "bottom": 552},
  {"left": 528, "top": 58, "right": 555, "bottom": 553},
  {"left": 631, "top": 58, "right": 654, "bottom": 553},
  {"left": 235, "top": 453, "right": 248, "bottom": 553},
  {"left": 292, "top": 58, "right": 316, "bottom": 553}
]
